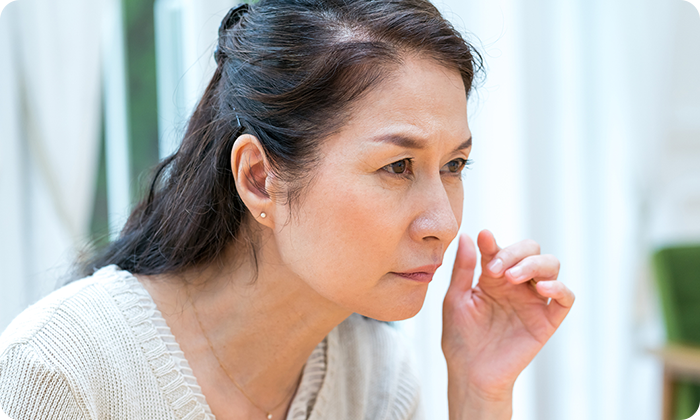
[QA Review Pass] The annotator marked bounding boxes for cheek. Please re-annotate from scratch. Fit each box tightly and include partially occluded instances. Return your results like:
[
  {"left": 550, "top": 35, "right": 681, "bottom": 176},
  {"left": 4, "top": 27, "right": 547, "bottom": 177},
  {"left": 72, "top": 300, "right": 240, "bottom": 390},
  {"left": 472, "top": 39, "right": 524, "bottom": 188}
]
[
  {"left": 275, "top": 175, "right": 402, "bottom": 292},
  {"left": 450, "top": 183, "right": 464, "bottom": 227}
]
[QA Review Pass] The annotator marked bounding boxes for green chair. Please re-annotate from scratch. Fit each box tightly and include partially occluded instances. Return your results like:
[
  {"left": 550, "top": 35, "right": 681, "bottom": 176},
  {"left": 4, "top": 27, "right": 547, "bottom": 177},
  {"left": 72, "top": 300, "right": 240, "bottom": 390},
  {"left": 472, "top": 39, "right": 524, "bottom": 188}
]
[{"left": 652, "top": 244, "right": 700, "bottom": 420}]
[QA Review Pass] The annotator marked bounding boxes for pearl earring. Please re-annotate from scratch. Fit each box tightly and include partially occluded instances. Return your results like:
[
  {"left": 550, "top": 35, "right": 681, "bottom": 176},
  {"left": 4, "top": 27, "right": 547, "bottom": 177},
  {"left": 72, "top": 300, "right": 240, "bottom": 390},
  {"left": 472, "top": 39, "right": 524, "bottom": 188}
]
[{"left": 260, "top": 212, "right": 267, "bottom": 219}]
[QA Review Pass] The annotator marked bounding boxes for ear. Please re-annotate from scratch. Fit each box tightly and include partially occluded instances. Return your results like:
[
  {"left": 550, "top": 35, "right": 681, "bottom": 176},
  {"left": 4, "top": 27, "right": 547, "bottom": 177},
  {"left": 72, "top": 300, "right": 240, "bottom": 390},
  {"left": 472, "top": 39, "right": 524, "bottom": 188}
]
[{"left": 231, "top": 134, "right": 274, "bottom": 227}]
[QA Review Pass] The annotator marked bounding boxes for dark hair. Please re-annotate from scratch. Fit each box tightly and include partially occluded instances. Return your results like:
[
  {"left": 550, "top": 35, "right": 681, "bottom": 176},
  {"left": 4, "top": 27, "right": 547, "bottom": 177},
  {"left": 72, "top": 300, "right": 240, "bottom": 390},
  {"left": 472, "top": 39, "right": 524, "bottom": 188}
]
[{"left": 82, "top": 0, "right": 483, "bottom": 278}]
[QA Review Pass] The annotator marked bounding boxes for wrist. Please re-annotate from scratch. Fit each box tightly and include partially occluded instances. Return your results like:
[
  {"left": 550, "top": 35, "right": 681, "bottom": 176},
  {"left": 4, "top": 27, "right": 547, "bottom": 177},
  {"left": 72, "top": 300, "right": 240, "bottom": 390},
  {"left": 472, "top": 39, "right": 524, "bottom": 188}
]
[{"left": 447, "top": 372, "right": 513, "bottom": 420}]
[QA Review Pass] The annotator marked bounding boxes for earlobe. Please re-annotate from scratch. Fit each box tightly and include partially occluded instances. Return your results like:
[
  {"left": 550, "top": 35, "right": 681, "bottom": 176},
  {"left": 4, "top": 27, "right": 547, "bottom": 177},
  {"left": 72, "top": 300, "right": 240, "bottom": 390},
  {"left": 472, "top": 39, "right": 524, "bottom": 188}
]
[{"left": 231, "top": 134, "right": 274, "bottom": 226}]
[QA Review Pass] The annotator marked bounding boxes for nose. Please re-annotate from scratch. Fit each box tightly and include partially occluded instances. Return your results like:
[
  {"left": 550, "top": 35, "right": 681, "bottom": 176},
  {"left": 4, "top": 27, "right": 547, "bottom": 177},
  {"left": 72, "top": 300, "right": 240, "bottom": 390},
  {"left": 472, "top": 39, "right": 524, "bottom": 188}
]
[{"left": 409, "top": 178, "right": 460, "bottom": 244}]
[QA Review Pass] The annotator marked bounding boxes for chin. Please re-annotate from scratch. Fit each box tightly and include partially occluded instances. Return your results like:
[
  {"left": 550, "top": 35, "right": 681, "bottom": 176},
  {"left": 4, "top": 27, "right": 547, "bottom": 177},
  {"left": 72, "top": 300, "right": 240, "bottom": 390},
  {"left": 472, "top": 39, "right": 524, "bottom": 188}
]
[{"left": 359, "top": 287, "right": 428, "bottom": 322}]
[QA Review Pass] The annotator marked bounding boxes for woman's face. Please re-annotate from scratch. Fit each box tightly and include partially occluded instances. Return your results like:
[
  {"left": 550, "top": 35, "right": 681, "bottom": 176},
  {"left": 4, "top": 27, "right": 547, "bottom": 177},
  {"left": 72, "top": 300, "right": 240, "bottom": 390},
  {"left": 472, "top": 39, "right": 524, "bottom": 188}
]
[{"left": 271, "top": 56, "right": 472, "bottom": 321}]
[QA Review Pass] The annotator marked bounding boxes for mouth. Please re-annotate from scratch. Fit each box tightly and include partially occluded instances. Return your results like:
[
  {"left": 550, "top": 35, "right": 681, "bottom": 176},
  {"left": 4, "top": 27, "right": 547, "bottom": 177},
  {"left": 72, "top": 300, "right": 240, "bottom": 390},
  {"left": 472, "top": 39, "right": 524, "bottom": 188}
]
[{"left": 391, "top": 264, "right": 441, "bottom": 284}]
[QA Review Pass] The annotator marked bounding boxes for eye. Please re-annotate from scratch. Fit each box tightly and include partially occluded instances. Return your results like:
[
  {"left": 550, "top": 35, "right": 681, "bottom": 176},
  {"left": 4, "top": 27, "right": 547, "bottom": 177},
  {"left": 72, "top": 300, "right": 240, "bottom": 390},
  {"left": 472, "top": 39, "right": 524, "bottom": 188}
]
[
  {"left": 442, "top": 158, "right": 471, "bottom": 174},
  {"left": 383, "top": 158, "right": 412, "bottom": 175}
]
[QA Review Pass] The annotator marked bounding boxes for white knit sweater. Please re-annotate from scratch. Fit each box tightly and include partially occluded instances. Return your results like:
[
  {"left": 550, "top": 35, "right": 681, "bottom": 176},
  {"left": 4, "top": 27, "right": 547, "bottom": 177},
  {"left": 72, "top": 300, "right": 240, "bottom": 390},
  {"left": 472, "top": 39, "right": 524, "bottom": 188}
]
[{"left": 0, "top": 266, "right": 423, "bottom": 420}]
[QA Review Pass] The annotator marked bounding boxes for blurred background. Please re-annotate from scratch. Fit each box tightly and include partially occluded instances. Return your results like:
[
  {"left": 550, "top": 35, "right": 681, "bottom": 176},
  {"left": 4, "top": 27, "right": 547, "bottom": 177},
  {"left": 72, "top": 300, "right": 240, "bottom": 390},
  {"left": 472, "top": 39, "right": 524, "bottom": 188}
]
[{"left": 1, "top": 0, "right": 699, "bottom": 419}]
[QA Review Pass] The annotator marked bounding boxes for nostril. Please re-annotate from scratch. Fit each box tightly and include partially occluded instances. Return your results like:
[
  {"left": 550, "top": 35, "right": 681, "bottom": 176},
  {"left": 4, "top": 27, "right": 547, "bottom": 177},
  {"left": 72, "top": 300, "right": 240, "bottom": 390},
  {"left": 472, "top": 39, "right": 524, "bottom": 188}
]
[{"left": 410, "top": 209, "right": 458, "bottom": 243}]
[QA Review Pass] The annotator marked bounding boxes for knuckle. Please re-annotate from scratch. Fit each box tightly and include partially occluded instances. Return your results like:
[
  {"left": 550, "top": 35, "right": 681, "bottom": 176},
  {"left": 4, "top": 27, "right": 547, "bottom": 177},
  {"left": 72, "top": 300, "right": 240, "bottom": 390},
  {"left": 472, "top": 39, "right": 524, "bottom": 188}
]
[
  {"left": 528, "top": 239, "right": 541, "bottom": 254},
  {"left": 521, "top": 255, "right": 540, "bottom": 272},
  {"left": 498, "top": 247, "right": 514, "bottom": 263},
  {"left": 545, "top": 254, "right": 561, "bottom": 274}
]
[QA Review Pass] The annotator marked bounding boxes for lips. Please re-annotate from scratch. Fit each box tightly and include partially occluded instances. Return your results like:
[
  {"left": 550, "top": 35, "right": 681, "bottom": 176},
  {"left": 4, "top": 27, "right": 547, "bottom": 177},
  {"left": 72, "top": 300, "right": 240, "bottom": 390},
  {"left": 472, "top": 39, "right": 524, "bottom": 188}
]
[{"left": 392, "top": 264, "right": 441, "bottom": 283}]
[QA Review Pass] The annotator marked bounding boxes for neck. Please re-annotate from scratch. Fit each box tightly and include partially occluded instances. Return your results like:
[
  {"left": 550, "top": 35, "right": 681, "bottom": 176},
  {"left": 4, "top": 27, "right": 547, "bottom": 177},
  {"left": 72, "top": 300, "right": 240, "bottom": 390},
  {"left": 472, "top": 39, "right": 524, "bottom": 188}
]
[{"left": 138, "top": 234, "right": 352, "bottom": 414}]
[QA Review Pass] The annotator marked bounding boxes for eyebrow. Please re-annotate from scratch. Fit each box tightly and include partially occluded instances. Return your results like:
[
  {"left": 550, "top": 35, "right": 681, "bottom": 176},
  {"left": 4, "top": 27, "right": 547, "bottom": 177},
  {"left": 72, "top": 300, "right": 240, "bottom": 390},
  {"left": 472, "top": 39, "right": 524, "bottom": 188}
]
[
  {"left": 373, "top": 134, "right": 472, "bottom": 153},
  {"left": 453, "top": 137, "right": 472, "bottom": 153}
]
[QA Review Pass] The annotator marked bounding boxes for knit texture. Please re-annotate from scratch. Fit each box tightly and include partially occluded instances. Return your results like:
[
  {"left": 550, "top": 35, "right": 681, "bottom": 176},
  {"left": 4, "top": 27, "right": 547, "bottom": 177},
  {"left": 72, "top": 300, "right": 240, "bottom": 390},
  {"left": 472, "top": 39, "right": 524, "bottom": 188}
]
[{"left": 0, "top": 266, "right": 423, "bottom": 420}]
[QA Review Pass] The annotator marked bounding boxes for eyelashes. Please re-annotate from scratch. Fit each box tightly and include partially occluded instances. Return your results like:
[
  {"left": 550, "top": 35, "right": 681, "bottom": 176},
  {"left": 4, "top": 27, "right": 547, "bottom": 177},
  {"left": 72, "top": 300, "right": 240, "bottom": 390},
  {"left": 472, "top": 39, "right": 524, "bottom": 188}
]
[
  {"left": 457, "top": 158, "right": 474, "bottom": 180},
  {"left": 444, "top": 158, "right": 471, "bottom": 174},
  {"left": 381, "top": 158, "right": 473, "bottom": 178}
]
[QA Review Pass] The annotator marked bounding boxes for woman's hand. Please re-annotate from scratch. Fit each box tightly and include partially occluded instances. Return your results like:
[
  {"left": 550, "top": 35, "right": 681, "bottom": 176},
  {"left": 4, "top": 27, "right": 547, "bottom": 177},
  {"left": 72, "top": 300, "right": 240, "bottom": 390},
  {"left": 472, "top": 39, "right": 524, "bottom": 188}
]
[{"left": 442, "top": 230, "right": 575, "bottom": 419}]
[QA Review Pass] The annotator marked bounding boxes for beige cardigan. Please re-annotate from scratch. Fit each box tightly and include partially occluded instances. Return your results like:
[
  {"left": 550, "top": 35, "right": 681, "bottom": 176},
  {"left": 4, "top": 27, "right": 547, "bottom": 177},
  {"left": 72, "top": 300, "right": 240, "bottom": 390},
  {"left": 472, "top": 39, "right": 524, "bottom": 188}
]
[{"left": 0, "top": 266, "right": 423, "bottom": 420}]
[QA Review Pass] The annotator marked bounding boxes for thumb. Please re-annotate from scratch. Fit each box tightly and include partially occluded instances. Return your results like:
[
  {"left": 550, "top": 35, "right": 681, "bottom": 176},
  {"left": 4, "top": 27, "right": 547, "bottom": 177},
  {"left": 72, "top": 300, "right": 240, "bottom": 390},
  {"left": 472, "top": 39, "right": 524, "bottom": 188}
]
[{"left": 447, "top": 234, "right": 477, "bottom": 297}]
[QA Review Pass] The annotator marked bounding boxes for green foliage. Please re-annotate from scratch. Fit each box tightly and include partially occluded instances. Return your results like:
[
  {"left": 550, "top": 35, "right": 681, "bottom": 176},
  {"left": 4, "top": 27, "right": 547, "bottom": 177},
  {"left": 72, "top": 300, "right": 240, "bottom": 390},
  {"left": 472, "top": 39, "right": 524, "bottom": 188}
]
[
  {"left": 652, "top": 245, "right": 700, "bottom": 419},
  {"left": 90, "top": 109, "right": 110, "bottom": 247},
  {"left": 90, "top": 0, "right": 158, "bottom": 244},
  {"left": 124, "top": 0, "right": 159, "bottom": 201}
]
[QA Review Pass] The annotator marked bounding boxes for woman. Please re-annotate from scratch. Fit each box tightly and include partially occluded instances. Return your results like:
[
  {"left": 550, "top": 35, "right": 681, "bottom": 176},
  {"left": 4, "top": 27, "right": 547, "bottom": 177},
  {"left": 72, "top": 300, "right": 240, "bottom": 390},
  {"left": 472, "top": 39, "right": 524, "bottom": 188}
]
[{"left": 0, "top": 0, "right": 574, "bottom": 419}]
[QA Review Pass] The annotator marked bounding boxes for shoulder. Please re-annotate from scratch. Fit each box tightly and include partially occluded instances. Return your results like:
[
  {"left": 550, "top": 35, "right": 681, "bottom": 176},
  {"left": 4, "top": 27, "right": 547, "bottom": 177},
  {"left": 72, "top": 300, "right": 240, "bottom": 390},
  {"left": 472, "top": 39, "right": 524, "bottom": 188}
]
[
  {"left": 0, "top": 266, "right": 146, "bottom": 378},
  {"left": 0, "top": 265, "right": 132, "bottom": 353},
  {"left": 319, "top": 314, "right": 422, "bottom": 420},
  {"left": 0, "top": 266, "right": 172, "bottom": 419},
  {"left": 0, "top": 266, "right": 129, "bottom": 419},
  {"left": 0, "top": 340, "right": 86, "bottom": 419}
]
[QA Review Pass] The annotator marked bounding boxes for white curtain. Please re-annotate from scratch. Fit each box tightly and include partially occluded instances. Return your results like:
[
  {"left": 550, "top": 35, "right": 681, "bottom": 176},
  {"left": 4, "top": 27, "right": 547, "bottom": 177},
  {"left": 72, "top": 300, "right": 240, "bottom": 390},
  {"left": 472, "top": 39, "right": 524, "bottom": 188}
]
[
  {"left": 155, "top": 0, "right": 236, "bottom": 159},
  {"left": 0, "top": 0, "right": 104, "bottom": 331}
]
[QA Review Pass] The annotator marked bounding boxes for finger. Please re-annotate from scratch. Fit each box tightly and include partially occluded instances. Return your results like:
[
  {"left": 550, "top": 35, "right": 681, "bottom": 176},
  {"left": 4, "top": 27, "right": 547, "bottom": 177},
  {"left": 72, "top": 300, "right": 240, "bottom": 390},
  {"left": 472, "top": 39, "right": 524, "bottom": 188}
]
[
  {"left": 534, "top": 281, "right": 576, "bottom": 327},
  {"left": 476, "top": 229, "right": 500, "bottom": 263},
  {"left": 504, "top": 254, "right": 560, "bottom": 284},
  {"left": 483, "top": 238, "right": 541, "bottom": 277},
  {"left": 447, "top": 234, "right": 477, "bottom": 296}
]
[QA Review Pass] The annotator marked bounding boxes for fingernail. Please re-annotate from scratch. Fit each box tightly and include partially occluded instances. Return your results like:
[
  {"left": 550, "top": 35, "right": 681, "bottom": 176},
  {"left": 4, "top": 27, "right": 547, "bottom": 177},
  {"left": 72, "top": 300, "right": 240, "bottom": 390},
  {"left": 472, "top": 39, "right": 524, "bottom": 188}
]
[
  {"left": 488, "top": 258, "right": 502, "bottom": 273},
  {"left": 509, "top": 266, "right": 522, "bottom": 279}
]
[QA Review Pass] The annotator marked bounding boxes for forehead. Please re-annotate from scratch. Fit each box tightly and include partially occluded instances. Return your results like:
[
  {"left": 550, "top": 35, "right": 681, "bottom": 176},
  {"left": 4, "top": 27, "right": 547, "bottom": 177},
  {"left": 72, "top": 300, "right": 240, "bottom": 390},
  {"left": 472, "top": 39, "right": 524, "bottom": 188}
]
[{"left": 327, "top": 55, "right": 471, "bottom": 152}]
